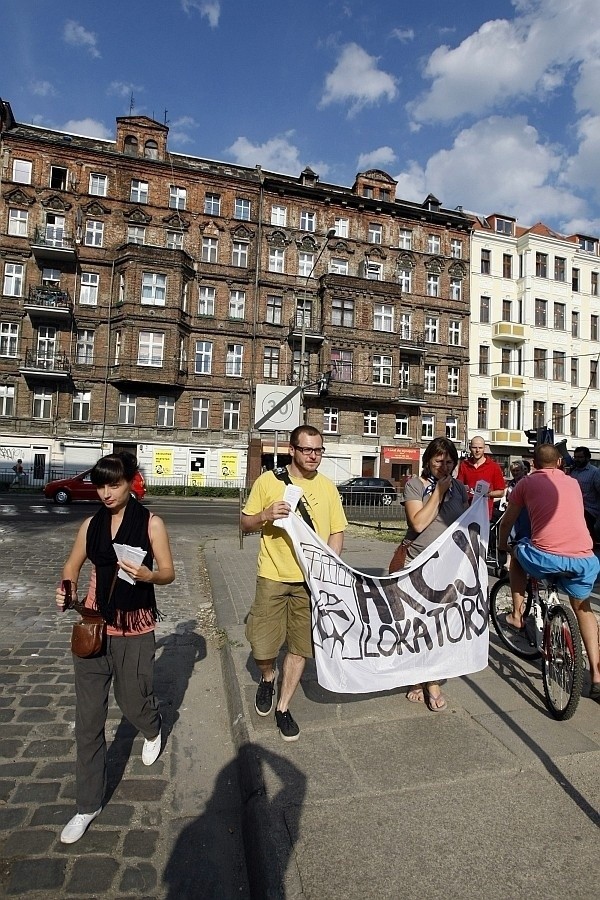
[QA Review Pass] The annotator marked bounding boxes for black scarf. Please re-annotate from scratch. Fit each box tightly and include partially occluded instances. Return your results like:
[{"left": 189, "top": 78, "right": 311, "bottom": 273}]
[{"left": 86, "top": 496, "right": 158, "bottom": 632}]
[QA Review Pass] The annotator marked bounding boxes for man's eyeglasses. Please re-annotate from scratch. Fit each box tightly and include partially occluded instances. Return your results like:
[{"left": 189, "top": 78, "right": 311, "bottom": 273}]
[{"left": 293, "top": 446, "right": 325, "bottom": 456}]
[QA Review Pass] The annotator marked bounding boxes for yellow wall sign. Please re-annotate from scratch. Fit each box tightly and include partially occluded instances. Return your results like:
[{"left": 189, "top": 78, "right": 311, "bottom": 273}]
[
  {"left": 219, "top": 452, "right": 238, "bottom": 479},
  {"left": 190, "top": 473, "right": 206, "bottom": 486},
  {"left": 153, "top": 448, "right": 174, "bottom": 476}
]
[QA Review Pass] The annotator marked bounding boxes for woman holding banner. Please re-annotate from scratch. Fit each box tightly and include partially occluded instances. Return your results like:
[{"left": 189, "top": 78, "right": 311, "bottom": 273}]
[{"left": 400, "top": 437, "right": 468, "bottom": 711}]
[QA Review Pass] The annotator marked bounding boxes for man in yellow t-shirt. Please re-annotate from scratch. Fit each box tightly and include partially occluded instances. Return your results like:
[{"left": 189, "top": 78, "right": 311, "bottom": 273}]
[{"left": 241, "top": 425, "right": 347, "bottom": 741}]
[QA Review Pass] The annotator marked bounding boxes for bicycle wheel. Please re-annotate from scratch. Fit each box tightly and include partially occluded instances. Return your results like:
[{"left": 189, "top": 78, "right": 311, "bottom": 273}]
[
  {"left": 489, "top": 576, "right": 540, "bottom": 660},
  {"left": 542, "top": 603, "right": 584, "bottom": 720}
]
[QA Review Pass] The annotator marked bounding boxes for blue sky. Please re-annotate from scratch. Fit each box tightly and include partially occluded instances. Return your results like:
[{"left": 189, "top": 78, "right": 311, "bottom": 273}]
[{"left": 3, "top": 0, "right": 600, "bottom": 236}]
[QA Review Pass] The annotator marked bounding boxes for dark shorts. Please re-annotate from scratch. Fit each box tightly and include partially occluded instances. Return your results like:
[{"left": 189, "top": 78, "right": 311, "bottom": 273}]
[{"left": 514, "top": 539, "right": 599, "bottom": 599}]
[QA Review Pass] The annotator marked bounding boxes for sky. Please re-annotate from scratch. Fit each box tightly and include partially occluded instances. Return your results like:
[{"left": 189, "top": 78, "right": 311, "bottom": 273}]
[{"left": 2, "top": 0, "right": 600, "bottom": 237}]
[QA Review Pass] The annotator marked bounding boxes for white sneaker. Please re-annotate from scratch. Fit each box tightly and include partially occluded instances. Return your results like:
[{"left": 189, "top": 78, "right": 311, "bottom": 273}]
[
  {"left": 60, "top": 808, "right": 102, "bottom": 844},
  {"left": 142, "top": 726, "right": 162, "bottom": 766}
]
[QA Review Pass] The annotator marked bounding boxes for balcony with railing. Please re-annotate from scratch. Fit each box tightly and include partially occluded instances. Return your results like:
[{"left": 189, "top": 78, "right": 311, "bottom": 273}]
[
  {"left": 24, "top": 286, "right": 73, "bottom": 321},
  {"left": 287, "top": 313, "right": 325, "bottom": 345},
  {"left": 31, "top": 226, "right": 77, "bottom": 261},
  {"left": 492, "top": 321, "right": 528, "bottom": 343},
  {"left": 491, "top": 373, "right": 528, "bottom": 393},
  {"left": 490, "top": 429, "right": 525, "bottom": 444},
  {"left": 19, "top": 349, "right": 71, "bottom": 379},
  {"left": 108, "top": 359, "right": 188, "bottom": 386}
]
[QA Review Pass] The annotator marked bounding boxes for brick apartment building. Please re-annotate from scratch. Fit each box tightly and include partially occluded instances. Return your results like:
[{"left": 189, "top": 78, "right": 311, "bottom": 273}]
[{"left": 0, "top": 98, "right": 472, "bottom": 488}]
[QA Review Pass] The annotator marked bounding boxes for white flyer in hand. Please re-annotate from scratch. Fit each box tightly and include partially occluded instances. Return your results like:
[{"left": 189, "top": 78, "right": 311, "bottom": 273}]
[
  {"left": 113, "top": 543, "right": 146, "bottom": 584},
  {"left": 283, "top": 483, "right": 304, "bottom": 513}
]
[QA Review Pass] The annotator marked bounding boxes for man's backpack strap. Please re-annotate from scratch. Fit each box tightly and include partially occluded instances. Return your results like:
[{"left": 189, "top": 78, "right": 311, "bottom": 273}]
[{"left": 273, "top": 467, "right": 315, "bottom": 531}]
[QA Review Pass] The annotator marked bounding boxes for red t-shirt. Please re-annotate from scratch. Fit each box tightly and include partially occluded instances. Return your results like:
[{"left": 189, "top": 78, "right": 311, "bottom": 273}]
[{"left": 457, "top": 456, "right": 505, "bottom": 514}]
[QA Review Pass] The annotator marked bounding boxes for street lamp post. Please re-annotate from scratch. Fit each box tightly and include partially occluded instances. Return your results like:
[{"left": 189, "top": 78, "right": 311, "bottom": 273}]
[{"left": 299, "top": 227, "right": 336, "bottom": 387}]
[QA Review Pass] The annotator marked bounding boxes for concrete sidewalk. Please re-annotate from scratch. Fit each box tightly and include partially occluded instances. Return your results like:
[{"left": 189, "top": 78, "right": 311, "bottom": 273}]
[{"left": 206, "top": 531, "right": 600, "bottom": 900}]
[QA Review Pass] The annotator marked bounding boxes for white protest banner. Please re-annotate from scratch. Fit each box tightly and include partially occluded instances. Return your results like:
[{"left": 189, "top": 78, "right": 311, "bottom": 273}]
[{"left": 275, "top": 497, "right": 489, "bottom": 694}]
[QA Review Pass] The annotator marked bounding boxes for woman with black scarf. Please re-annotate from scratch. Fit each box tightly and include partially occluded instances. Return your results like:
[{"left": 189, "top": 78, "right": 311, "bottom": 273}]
[{"left": 55, "top": 452, "right": 175, "bottom": 844}]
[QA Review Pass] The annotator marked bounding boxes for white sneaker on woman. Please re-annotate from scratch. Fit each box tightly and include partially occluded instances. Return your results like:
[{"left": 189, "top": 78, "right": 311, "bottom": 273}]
[
  {"left": 60, "top": 808, "right": 102, "bottom": 844},
  {"left": 142, "top": 725, "right": 162, "bottom": 766}
]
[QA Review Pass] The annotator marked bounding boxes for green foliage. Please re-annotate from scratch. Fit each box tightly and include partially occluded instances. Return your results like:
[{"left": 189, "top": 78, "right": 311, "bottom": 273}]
[{"left": 145, "top": 485, "right": 238, "bottom": 499}]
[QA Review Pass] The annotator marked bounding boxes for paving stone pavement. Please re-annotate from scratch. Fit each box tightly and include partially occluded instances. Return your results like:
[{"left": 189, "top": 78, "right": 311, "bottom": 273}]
[{"left": 0, "top": 502, "right": 250, "bottom": 899}]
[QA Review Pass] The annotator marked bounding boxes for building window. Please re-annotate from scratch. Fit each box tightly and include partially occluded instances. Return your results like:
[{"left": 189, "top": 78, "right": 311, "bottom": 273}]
[
  {"left": 571, "top": 357, "right": 579, "bottom": 387},
  {"left": 269, "top": 248, "right": 285, "bottom": 273},
  {"left": 427, "top": 274, "right": 440, "bottom": 297},
  {"left": 364, "top": 409, "right": 378, "bottom": 436},
  {"left": 226, "top": 343, "right": 243, "bottom": 376},
  {"left": 477, "top": 398, "right": 488, "bottom": 430},
  {"left": 271, "top": 205, "right": 287, "bottom": 226},
  {"left": 223, "top": 400, "right": 240, "bottom": 431},
  {"left": 113, "top": 331, "right": 121, "bottom": 364},
  {"left": 570, "top": 407, "right": 577, "bottom": 437},
  {"left": 501, "top": 348, "right": 512, "bottom": 374},
  {"left": 127, "top": 225, "right": 145, "bottom": 245},
  {"left": 295, "top": 297, "right": 312, "bottom": 328},
  {"left": 536, "top": 252, "right": 548, "bottom": 278},
  {"left": 446, "top": 416, "right": 458, "bottom": 440},
  {"left": 449, "top": 320, "right": 461, "bottom": 346},
  {"left": 75, "top": 272, "right": 98, "bottom": 309},
  {"left": 0, "top": 322, "right": 18, "bottom": 358},
  {"left": 50, "top": 166, "right": 68, "bottom": 190},
  {"left": 362, "top": 186, "right": 374, "bottom": 199},
  {"left": 399, "top": 229, "right": 412, "bottom": 250},
  {"left": 300, "top": 210, "right": 316, "bottom": 232},
  {"left": 76, "top": 329, "right": 94, "bottom": 365},
  {"left": 592, "top": 272, "right": 599, "bottom": 297},
  {"left": 580, "top": 237, "right": 598, "bottom": 253},
  {"left": 334, "top": 217, "right": 349, "bottom": 238},
  {"left": 591, "top": 360, "right": 599, "bottom": 389},
  {"left": 398, "top": 267, "right": 412, "bottom": 292},
  {"left": 229, "top": 290, "right": 245, "bottom": 319},
  {"left": 428, "top": 234, "right": 441, "bottom": 254},
  {"left": 365, "top": 261, "right": 383, "bottom": 280},
  {"left": 552, "top": 403, "right": 565, "bottom": 433},
  {"left": 231, "top": 241, "right": 248, "bottom": 267},
  {"left": 89, "top": 173, "right": 107, "bottom": 196},
  {"left": 496, "top": 218, "right": 513, "bottom": 235},
  {"left": 263, "top": 346, "right": 279, "bottom": 379},
  {"left": 141, "top": 272, "right": 166, "bottom": 306},
  {"left": 532, "top": 401, "right": 545, "bottom": 429},
  {"left": 553, "top": 351, "right": 565, "bottom": 381},
  {"left": 478, "top": 345, "right": 489, "bottom": 376},
  {"left": 194, "top": 341, "right": 212, "bottom": 374},
  {"left": 298, "top": 252, "right": 314, "bottom": 278},
  {"left": 572, "top": 311, "right": 579, "bottom": 337},
  {"left": 481, "top": 249, "right": 491, "bottom": 275},
  {"left": 12, "top": 158, "right": 32, "bottom": 184},
  {"left": 554, "top": 257, "right": 566, "bottom": 281},
  {"left": 448, "top": 367, "right": 459, "bottom": 395},
  {"left": 124, "top": 136, "right": 138, "bottom": 156},
  {"left": 33, "top": 389, "right": 52, "bottom": 419},
  {"left": 374, "top": 303, "right": 393, "bottom": 332},
  {"left": 169, "top": 186, "right": 186, "bottom": 210},
  {"left": 331, "top": 297, "right": 354, "bottom": 327},
  {"left": 500, "top": 400, "right": 510, "bottom": 430},
  {"left": 144, "top": 140, "right": 158, "bottom": 160},
  {"left": 235, "top": 198, "right": 251, "bottom": 220},
  {"left": 199, "top": 285, "right": 215, "bottom": 316},
  {"left": 534, "top": 298, "right": 547, "bottom": 327},
  {"left": 554, "top": 303, "right": 566, "bottom": 330},
  {"left": 592, "top": 315, "right": 599, "bottom": 341},
  {"left": 451, "top": 239, "right": 462, "bottom": 259},
  {"left": 8, "top": 208, "right": 28, "bottom": 236},
  {"left": 373, "top": 355, "right": 392, "bottom": 385},
  {"left": 590, "top": 409, "right": 598, "bottom": 439},
  {"left": 202, "top": 237, "right": 218, "bottom": 263},
  {"left": 368, "top": 223, "right": 382, "bottom": 244},
  {"left": 424, "top": 365, "right": 437, "bottom": 393},
  {"left": 480, "top": 295, "right": 490, "bottom": 323},
  {"left": 323, "top": 407, "right": 339, "bottom": 434},
  {"left": 266, "top": 294, "right": 282, "bottom": 324},
  {"left": 572, "top": 268, "right": 580, "bottom": 291},
  {"left": 204, "top": 193, "right": 221, "bottom": 215},
  {"left": 399, "top": 313, "right": 412, "bottom": 339},
  {"left": 130, "top": 179, "right": 148, "bottom": 204},
  {"left": 329, "top": 257, "right": 349, "bottom": 275},
  {"left": 422, "top": 414, "right": 434, "bottom": 439},
  {"left": 331, "top": 348, "right": 353, "bottom": 381},
  {"left": 138, "top": 331, "right": 164, "bottom": 367},
  {"left": 503, "top": 254, "right": 512, "bottom": 279},
  {"left": 166, "top": 231, "right": 183, "bottom": 250},
  {"left": 0, "top": 385, "right": 15, "bottom": 416},
  {"left": 533, "top": 349, "right": 547, "bottom": 379},
  {"left": 395, "top": 414, "right": 409, "bottom": 437},
  {"left": 425, "top": 316, "right": 439, "bottom": 343},
  {"left": 157, "top": 396, "right": 175, "bottom": 427},
  {"left": 72, "top": 391, "right": 90, "bottom": 422},
  {"left": 84, "top": 220, "right": 103, "bottom": 247},
  {"left": 450, "top": 278, "right": 462, "bottom": 301},
  {"left": 3, "top": 263, "right": 23, "bottom": 297},
  {"left": 118, "top": 393, "right": 136, "bottom": 425},
  {"left": 399, "top": 362, "right": 410, "bottom": 388},
  {"left": 192, "top": 398, "right": 209, "bottom": 429}
]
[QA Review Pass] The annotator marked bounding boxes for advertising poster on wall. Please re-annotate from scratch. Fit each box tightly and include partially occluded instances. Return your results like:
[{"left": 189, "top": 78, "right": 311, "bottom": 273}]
[
  {"left": 153, "top": 448, "right": 174, "bottom": 476},
  {"left": 189, "top": 452, "right": 206, "bottom": 486},
  {"left": 219, "top": 452, "right": 238, "bottom": 479}
]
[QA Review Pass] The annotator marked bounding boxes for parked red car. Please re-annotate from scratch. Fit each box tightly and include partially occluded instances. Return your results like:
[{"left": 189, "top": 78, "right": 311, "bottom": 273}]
[{"left": 43, "top": 469, "right": 146, "bottom": 504}]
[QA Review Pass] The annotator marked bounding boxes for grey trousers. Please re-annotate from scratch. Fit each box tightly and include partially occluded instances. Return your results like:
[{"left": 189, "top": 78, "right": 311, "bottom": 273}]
[{"left": 73, "top": 631, "right": 160, "bottom": 812}]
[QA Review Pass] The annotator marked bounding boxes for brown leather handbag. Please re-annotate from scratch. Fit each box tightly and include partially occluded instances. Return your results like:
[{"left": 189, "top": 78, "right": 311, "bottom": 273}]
[
  {"left": 388, "top": 539, "right": 413, "bottom": 574},
  {"left": 71, "top": 610, "right": 106, "bottom": 658}
]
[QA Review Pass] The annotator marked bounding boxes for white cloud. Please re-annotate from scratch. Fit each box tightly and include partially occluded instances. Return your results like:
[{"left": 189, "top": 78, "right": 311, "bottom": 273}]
[
  {"left": 409, "top": 0, "right": 600, "bottom": 125},
  {"left": 357, "top": 146, "right": 397, "bottom": 170},
  {"left": 181, "top": 0, "right": 221, "bottom": 28},
  {"left": 30, "top": 80, "right": 56, "bottom": 97},
  {"left": 394, "top": 116, "right": 586, "bottom": 230},
  {"left": 63, "top": 20, "right": 100, "bottom": 59},
  {"left": 107, "top": 81, "right": 143, "bottom": 99},
  {"left": 390, "top": 28, "right": 414, "bottom": 42},
  {"left": 561, "top": 114, "right": 600, "bottom": 196},
  {"left": 62, "top": 118, "right": 112, "bottom": 140},
  {"left": 319, "top": 43, "right": 398, "bottom": 117},
  {"left": 168, "top": 116, "right": 200, "bottom": 147},
  {"left": 226, "top": 133, "right": 328, "bottom": 177}
]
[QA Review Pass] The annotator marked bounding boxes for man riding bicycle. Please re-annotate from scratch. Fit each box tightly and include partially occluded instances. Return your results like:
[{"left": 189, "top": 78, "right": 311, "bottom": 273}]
[{"left": 498, "top": 443, "right": 600, "bottom": 701}]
